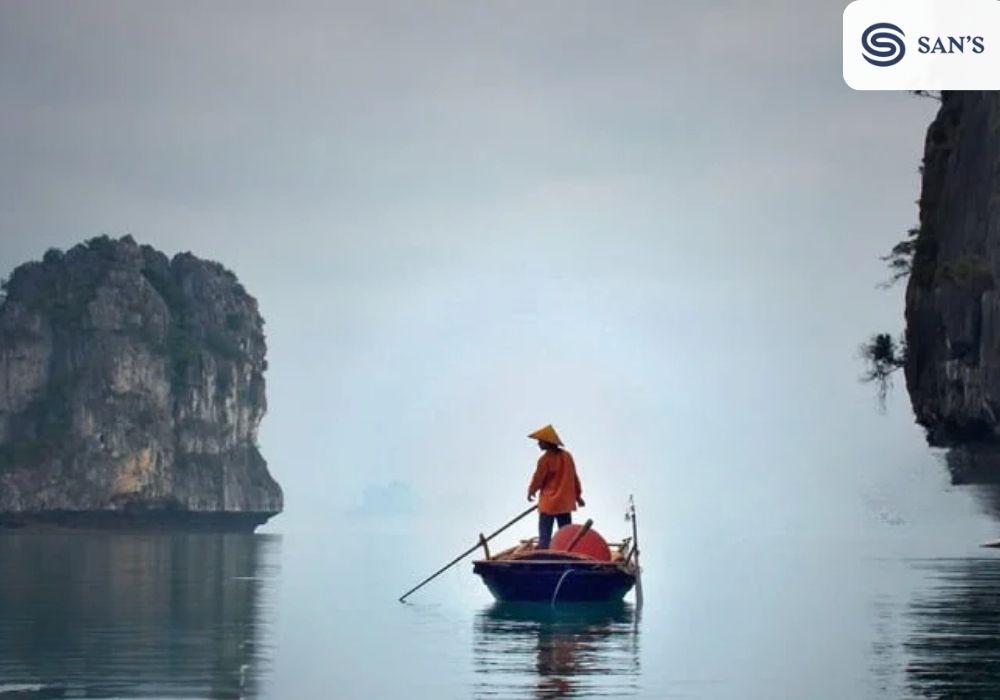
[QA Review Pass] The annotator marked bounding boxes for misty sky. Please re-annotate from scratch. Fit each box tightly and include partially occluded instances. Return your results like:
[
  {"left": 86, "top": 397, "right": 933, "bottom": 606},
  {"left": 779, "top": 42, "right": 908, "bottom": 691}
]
[{"left": 0, "top": 2, "right": 950, "bottom": 539}]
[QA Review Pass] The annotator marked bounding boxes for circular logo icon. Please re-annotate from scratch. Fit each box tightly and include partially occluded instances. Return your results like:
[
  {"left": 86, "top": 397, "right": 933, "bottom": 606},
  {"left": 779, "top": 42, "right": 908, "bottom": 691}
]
[{"left": 862, "top": 22, "right": 906, "bottom": 67}]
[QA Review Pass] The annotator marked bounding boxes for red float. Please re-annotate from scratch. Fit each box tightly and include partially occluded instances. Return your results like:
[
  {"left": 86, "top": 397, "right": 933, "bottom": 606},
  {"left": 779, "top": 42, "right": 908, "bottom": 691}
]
[{"left": 549, "top": 524, "right": 612, "bottom": 561}]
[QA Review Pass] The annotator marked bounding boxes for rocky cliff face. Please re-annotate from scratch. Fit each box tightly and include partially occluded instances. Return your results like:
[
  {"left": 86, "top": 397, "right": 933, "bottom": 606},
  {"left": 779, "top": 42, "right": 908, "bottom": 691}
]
[
  {"left": 905, "top": 91, "right": 1000, "bottom": 478},
  {"left": 0, "top": 236, "right": 282, "bottom": 528}
]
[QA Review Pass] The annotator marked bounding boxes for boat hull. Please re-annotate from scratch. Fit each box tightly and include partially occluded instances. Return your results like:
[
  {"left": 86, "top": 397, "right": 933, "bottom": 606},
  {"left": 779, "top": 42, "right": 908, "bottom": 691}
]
[{"left": 473, "top": 560, "right": 635, "bottom": 603}]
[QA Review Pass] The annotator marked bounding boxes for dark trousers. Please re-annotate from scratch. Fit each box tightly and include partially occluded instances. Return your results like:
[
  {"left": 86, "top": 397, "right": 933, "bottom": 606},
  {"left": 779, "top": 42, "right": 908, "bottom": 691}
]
[{"left": 538, "top": 512, "right": 572, "bottom": 549}]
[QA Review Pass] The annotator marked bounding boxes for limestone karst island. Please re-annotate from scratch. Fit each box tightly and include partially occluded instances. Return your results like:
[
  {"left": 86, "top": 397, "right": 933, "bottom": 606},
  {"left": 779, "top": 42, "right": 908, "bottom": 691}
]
[
  {"left": 0, "top": 236, "right": 282, "bottom": 530},
  {"left": 864, "top": 93, "right": 1000, "bottom": 489}
]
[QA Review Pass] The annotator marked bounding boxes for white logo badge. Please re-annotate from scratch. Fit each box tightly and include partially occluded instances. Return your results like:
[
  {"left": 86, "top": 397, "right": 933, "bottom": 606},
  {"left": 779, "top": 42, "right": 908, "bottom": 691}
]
[{"left": 845, "top": 0, "right": 996, "bottom": 89}]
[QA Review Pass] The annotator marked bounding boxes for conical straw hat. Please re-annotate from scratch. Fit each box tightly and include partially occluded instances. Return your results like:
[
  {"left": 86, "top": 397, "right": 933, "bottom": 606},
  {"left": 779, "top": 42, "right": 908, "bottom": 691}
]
[{"left": 528, "top": 424, "right": 563, "bottom": 446}]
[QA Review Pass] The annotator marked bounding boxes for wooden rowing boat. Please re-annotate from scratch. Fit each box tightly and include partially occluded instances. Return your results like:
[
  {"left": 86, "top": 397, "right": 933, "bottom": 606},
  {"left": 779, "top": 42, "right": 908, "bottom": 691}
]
[
  {"left": 398, "top": 498, "right": 643, "bottom": 605},
  {"left": 472, "top": 534, "right": 638, "bottom": 603}
]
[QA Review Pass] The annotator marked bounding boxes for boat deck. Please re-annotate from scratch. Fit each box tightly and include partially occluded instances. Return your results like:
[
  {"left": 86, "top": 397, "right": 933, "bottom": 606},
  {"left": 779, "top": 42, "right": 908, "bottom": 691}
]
[{"left": 478, "top": 536, "right": 634, "bottom": 564}]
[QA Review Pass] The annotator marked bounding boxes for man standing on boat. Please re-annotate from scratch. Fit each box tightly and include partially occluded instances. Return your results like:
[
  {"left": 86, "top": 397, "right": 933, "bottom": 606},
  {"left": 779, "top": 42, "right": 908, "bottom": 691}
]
[{"left": 526, "top": 424, "right": 585, "bottom": 549}]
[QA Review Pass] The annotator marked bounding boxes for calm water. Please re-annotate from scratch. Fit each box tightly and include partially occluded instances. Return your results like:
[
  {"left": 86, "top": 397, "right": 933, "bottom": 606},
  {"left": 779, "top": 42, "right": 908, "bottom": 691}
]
[{"left": 5, "top": 491, "right": 1000, "bottom": 698}]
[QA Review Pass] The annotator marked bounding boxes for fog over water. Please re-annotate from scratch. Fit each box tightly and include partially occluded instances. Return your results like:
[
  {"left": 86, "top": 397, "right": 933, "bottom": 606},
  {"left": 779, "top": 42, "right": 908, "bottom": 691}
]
[
  {"left": 3, "top": 3, "right": 999, "bottom": 698},
  {"left": 0, "top": 1, "right": 942, "bottom": 534}
]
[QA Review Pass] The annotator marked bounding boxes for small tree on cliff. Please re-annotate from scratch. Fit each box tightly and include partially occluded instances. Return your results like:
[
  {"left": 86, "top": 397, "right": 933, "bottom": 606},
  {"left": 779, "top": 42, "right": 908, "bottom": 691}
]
[
  {"left": 878, "top": 227, "right": 920, "bottom": 289},
  {"left": 859, "top": 333, "right": 906, "bottom": 410},
  {"left": 861, "top": 221, "right": 921, "bottom": 407}
]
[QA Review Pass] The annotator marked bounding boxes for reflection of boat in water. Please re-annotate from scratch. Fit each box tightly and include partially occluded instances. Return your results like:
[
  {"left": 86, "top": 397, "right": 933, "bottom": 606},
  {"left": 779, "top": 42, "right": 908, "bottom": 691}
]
[{"left": 474, "top": 601, "right": 640, "bottom": 699}]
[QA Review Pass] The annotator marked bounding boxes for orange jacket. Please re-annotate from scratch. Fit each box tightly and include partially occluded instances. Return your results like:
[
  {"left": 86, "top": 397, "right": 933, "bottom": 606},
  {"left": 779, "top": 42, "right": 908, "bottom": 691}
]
[{"left": 528, "top": 449, "right": 582, "bottom": 515}]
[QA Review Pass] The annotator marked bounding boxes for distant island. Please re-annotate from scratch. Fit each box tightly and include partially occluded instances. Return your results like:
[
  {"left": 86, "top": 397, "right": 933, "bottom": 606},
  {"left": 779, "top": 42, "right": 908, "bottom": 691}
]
[{"left": 0, "top": 235, "right": 282, "bottom": 530}]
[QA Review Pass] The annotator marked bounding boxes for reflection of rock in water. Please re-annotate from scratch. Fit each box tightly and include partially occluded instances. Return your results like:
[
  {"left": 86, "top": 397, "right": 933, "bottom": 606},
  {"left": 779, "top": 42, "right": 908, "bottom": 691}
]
[
  {"left": 946, "top": 447, "right": 1000, "bottom": 486},
  {"left": 906, "top": 558, "right": 1000, "bottom": 698},
  {"left": 473, "top": 602, "right": 640, "bottom": 699},
  {"left": 0, "top": 532, "right": 279, "bottom": 699},
  {"left": 943, "top": 449, "right": 1000, "bottom": 520},
  {"left": 964, "top": 483, "right": 1000, "bottom": 522}
]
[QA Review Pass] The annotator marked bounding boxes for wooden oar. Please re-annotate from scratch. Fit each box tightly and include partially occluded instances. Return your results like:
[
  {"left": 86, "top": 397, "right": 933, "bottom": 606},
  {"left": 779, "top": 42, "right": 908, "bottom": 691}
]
[{"left": 398, "top": 504, "right": 538, "bottom": 603}]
